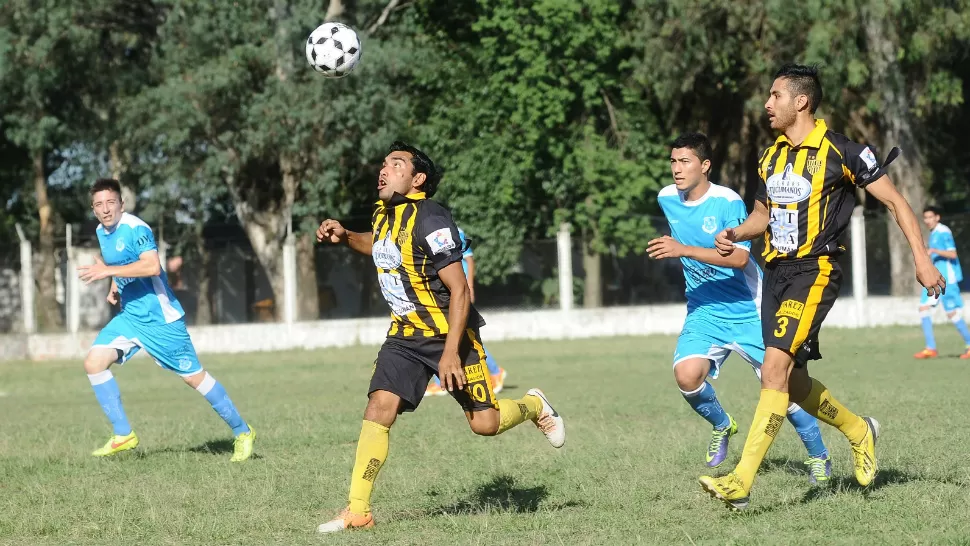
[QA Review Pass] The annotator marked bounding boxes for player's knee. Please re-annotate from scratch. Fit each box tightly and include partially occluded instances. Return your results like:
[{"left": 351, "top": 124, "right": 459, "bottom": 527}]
[
  {"left": 467, "top": 410, "right": 500, "bottom": 436},
  {"left": 673, "top": 360, "right": 708, "bottom": 391},
  {"left": 83, "top": 350, "right": 115, "bottom": 375},
  {"left": 363, "top": 390, "right": 401, "bottom": 428},
  {"left": 181, "top": 371, "right": 206, "bottom": 389}
]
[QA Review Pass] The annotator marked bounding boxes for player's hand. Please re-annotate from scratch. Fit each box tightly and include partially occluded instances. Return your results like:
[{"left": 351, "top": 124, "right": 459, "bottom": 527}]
[
  {"left": 468, "top": 284, "right": 476, "bottom": 304},
  {"left": 77, "top": 257, "right": 112, "bottom": 285},
  {"left": 714, "top": 228, "right": 737, "bottom": 256},
  {"left": 316, "top": 219, "right": 347, "bottom": 244},
  {"left": 106, "top": 290, "right": 119, "bottom": 305},
  {"left": 917, "top": 258, "right": 946, "bottom": 298},
  {"left": 438, "top": 351, "right": 466, "bottom": 392},
  {"left": 646, "top": 236, "right": 685, "bottom": 259}
]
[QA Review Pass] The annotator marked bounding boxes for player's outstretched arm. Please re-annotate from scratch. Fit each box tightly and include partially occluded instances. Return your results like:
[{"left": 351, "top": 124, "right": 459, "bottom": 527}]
[
  {"left": 865, "top": 175, "right": 946, "bottom": 296},
  {"left": 316, "top": 219, "right": 373, "bottom": 256},
  {"left": 437, "top": 261, "right": 471, "bottom": 391},
  {"left": 647, "top": 236, "right": 749, "bottom": 269}
]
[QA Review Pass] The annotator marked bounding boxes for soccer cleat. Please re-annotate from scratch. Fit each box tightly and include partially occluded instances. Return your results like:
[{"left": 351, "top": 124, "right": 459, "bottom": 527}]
[
  {"left": 491, "top": 368, "right": 508, "bottom": 394},
  {"left": 850, "top": 417, "right": 880, "bottom": 487},
  {"left": 706, "top": 414, "right": 738, "bottom": 467},
  {"left": 699, "top": 472, "right": 750, "bottom": 511},
  {"left": 805, "top": 454, "right": 833, "bottom": 485},
  {"left": 230, "top": 426, "right": 256, "bottom": 462},
  {"left": 424, "top": 381, "right": 448, "bottom": 397},
  {"left": 526, "top": 388, "right": 565, "bottom": 448},
  {"left": 961, "top": 347, "right": 970, "bottom": 360},
  {"left": 92, "top": 431, "right": 139, "bottom": 457},
  {"left": 914, "top": 348, "right": 938, "bottom": 359},
  {"left": 317, "top": 508, "right": 375, "bottom": 533}
]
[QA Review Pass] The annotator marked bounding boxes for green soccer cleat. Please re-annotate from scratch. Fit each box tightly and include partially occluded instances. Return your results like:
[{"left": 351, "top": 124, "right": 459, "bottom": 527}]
[
  {"left": 92, "top": 431, "right": 139, "bottom": 457},
  {"left": 230, "top": 426, "right": 256, "bottom": 462}
]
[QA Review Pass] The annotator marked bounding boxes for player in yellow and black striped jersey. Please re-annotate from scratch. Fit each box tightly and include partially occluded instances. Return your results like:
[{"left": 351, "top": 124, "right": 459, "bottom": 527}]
[
  {"left": 312, "top": 141, "right": 565, "bottom": 534},
  {"left": 699, "top": 64, "right": 946, "bottom": 511}
]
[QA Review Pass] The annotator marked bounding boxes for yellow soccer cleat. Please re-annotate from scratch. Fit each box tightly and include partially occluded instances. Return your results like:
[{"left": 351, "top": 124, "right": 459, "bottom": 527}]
[
  {"left": 850, "top": 417, "right": 880, "bottom": 487},
  {"left": 230, "top": 426, "right": 256, "bottom": 462},
  {"left": 92, "top": 431, "right": 139, "bottom": 457},
  {"left": 317, "top": 507, "right": 375, "bottom": 533},
  {"left": 699, "top": 472, "right": 750, "bottom": 511}
]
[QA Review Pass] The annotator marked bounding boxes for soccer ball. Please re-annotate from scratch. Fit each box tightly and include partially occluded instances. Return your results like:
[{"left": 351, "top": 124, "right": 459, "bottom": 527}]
[{"left": 305, "top": 22, "right": 362, "bottom": 78}]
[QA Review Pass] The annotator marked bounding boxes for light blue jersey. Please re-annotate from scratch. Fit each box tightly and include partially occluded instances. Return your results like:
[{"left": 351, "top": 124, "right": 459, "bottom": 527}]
[
  {"left": 657, "top": 184, "right": 762, "bottom": 324},
  {"left": 97, "top": 213, "right": 185, "bottom": 325},
  {"left": 929, "top": 224, "right": 962, "bottom": 284},
  {"left": 457, "top": 227, "right": 474, "bottom": 276}
]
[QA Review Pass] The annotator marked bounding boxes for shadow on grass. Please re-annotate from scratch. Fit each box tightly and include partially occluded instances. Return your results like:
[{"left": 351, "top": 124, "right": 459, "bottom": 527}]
[
  {"left": 429, "top": 475, "right": 585, "bottom": 515},
  {"left": 135, "top": 438, "right": 263, "bottom": 459}
]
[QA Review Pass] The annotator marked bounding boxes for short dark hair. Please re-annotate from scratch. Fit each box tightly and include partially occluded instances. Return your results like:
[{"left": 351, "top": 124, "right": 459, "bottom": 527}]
[
  {"left": 388, "top": 141, "right": 441, "bottom": 197},
  {"left": 90, "top": 178, "right": 122, "bottom": 198},
  {"left": 924, "top": 205, "right": 943, "bottom": 216},
  {"left": 774, "top": 63, "right": 823, "bottom": 114},
  {"left": 670, "top": 132, "right": 712, "bottom": 163}
]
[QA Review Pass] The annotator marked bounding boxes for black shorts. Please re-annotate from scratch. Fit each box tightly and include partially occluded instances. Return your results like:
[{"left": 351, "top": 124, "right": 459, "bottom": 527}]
[
  {"left": 369, "top": 328, "right": 497, "bottom": 414},
  {"left": 762, "top": 257, "right": 842, "bottom": 366}
]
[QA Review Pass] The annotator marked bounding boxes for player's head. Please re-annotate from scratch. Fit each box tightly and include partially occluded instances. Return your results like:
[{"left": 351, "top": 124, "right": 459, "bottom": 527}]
[
  {"left": 379, "top": 141, "right": 440, "bottom": 202},
  {"left": 669, "top": 132, "right": 712, "bottom": 194},
  {"left": 766, "top": 64, "right": 822, "bottom": 130},
  {"left": 90, "top": 178, "right": 124, "bottom": 228},
  {"left": 923, "top": 205, "right": 942, "bottom": 230}
]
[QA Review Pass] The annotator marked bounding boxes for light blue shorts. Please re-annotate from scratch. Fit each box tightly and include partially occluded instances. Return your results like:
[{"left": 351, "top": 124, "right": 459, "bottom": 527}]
[
  {"left": 91, "top": 315, "right": 202, "bottom": 376},
  {"left": 673, "top": 315, "right": 764, "bottom": 379},
  {"left": 920, "top": 287, "right": 964, "bottom": 312}
]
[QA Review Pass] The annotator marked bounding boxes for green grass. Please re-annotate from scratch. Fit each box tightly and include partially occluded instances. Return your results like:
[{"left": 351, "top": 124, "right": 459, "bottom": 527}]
[{"left": 2, "top": 326, "right": 970, "bottom": 545}]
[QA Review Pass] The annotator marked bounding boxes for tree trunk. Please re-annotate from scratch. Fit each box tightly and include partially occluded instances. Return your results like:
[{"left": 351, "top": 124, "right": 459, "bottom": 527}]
[
  {"left": 863, "top": 2, "right": 925, "bottom": 296},
  {"left": 32, "top": 149, "right": 62, "bottom": 330},
  {"left": 297, "top": 233, "right": 320, "bottom": 320},
  {"left": 194, "top": 224, "right": 213, "bottom": 325},
  {"left": 582, "top": 236, "right": 602, "bottom": 308},
  {"left": 325, "top": 0, "right": 344, "bottom": 20}
]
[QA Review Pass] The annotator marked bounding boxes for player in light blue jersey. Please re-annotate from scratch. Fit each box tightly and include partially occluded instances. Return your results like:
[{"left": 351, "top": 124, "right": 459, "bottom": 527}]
[
  {"left": 426, "top": 226, "right": 508, "bottom": 396},
  {"left": 914, "top": 206, "right": 970, "bottom": 359},
  {"left": 647, "top": 133, "right": 830, "bottom": 482},
  {"left": 77, "top": 178, "right": 255, "bottom": 460}
]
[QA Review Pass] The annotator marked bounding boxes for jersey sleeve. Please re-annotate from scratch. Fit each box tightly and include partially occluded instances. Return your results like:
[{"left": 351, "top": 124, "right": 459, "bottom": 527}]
[
  {"left": 417, "top": 207, "right": 464, "bottom": 272},
  {"left": 841, "top": 140, "right": 886, "bottom": 187},
  {"left": 940, "top": 231, "right": 957, "bottom": 251},
  {"left": 130, "top": 224, "right": 158, "bottom": 255},
  {"left": 725, "top": 198, "right": 752, "bottom": 250},
  {"left": 457, "top": 228, "right": 474, "bottom": 258}
]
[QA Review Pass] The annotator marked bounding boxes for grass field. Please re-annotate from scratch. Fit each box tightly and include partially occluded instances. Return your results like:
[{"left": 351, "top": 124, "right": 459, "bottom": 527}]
[{"left": 2, "top": 325, "right": 970, "bottom": 545}]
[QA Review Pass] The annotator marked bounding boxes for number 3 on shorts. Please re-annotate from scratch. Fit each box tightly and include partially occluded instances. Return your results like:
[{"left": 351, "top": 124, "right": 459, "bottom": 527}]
[{"left": 774, "top": 316, "right": 789, "bottom": 337}]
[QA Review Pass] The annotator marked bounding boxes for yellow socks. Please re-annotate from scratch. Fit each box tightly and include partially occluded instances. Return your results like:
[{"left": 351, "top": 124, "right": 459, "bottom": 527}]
[
  {"left": 348, "top": 420, "right": 389, "bottom": 515},
  {"left": 734, "top": 389, "right": 789, "bottom": 489},
  {"left": 496, "top": 395, "right": 542, "bottom": 435},
  {"left": 796, "top": 378, "right": 868, "bottom": 443}
]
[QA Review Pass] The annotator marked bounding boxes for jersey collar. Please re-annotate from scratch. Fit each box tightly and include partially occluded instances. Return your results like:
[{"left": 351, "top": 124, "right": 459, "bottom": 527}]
[
  {"left": 774, "top": 119, "right": 828, "bottom": 149},
  {"left": 375, "top": 191, "right": 427, "bottom": 209}
]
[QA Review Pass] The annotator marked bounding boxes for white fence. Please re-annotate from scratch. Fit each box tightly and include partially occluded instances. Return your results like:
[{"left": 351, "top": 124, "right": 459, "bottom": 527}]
[{"left": 0, "top": 207, "right": 940, "bottom": 362}]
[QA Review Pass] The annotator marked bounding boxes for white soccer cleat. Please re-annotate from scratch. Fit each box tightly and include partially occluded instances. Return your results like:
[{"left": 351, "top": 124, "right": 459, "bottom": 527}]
[{"left": 526, "top": 388, "right": 565, "bottom": 448}]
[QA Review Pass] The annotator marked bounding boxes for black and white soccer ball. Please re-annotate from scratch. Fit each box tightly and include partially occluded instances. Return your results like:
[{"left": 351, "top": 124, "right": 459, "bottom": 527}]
[{"left": 305, "top": 22, "right": 361, "bottom": 78}]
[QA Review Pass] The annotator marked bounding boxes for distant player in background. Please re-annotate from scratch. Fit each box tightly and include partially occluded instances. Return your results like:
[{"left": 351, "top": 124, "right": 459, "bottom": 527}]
[
  {"left": 425, "top": 226, "right": 507, "bottom": 396},
  {"left": 914, "top": 206, "right": 970, "bottom": 359},
  {"left": 77, "top": 178, "right": 256, "bottom": 461},
  {"left": 648, "top": 133, "right": 830, "bottom": 482}
]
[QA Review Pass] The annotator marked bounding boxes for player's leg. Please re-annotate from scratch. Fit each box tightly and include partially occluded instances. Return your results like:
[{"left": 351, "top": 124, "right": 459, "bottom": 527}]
[
  {"left": 456, "top": 329, "right": 563, "bottom": 447},
  {"left": 673, "top": 349, "right": 736, "bottom": 467},
  {"left": 319, "top": 340, "right": 419, "bottom": 534},
  {"left": 943, "top": 292, "right": 970, "bottom": 357},
  {"left": 915, "top": 289, "right": 939, "bottom": 358},
  {"left": 143, "top": 319, "right": 254, "bottom": 461},
  {"left": 733, "top": 324, "right": 831, "bottom": 483},
  {"left": 86, "top": 316, "right": 140, "bottom": 456}
]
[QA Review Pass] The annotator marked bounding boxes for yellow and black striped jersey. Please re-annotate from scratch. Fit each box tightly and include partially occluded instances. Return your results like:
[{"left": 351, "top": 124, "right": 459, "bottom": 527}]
[
  {"left": 371, "top": 191, "right": 484, "bottom": 338},
  {"left": 755, "top": 119, "right": 886, "bottom": 263}
]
